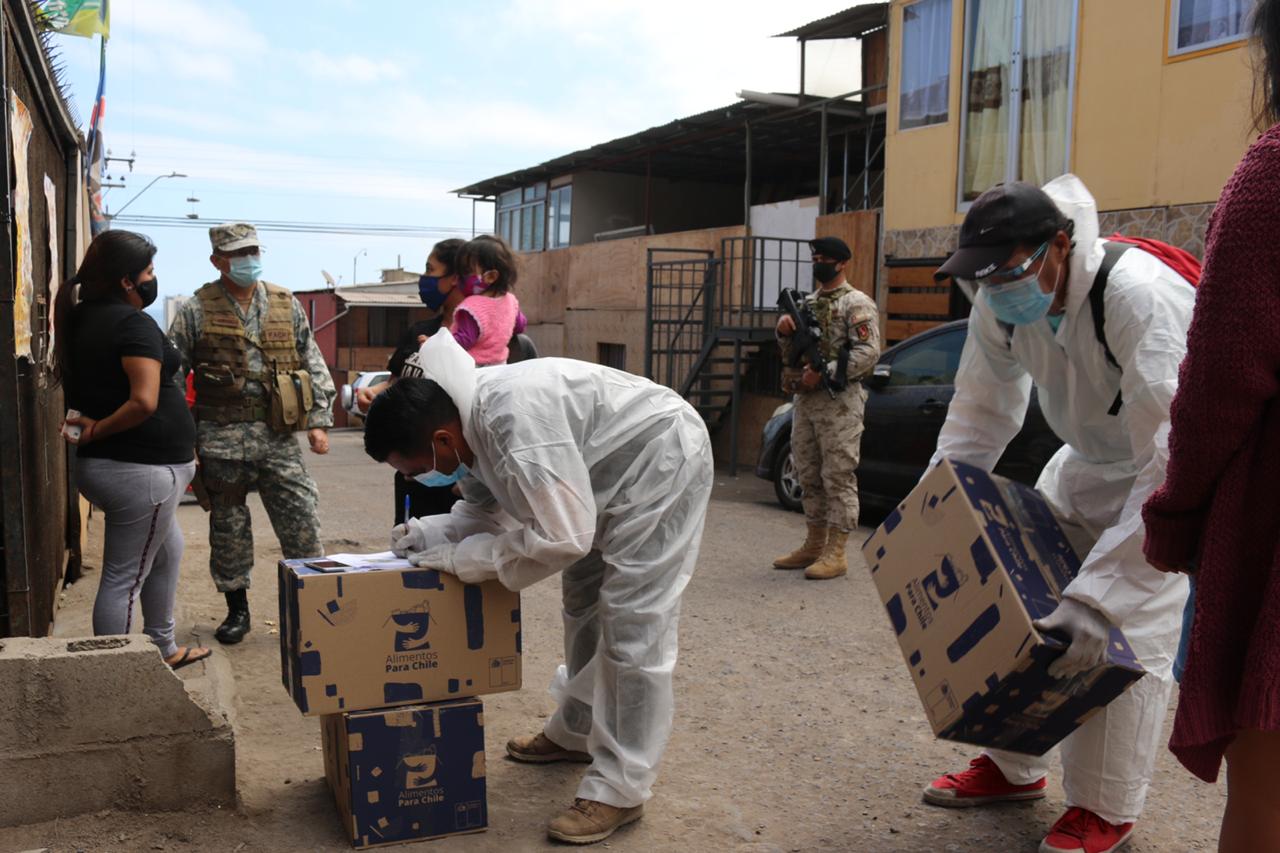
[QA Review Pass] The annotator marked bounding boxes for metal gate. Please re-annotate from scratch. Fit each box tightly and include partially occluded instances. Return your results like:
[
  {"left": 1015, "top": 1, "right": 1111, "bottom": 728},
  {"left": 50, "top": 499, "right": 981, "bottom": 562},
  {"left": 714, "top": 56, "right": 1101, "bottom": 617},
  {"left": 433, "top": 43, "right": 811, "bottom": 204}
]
[
  {"left": 644, "top": 236, "right": 816, "bottom": 473},
  {"left": 643, "top": 248, "right": 716, "bottom": 392}
]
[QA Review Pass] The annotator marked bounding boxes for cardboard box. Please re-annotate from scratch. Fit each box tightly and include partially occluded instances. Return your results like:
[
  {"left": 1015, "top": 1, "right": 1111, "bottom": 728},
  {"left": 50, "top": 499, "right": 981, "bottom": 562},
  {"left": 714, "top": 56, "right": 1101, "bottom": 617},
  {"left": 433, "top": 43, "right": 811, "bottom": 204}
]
[
  {"left": 861, "top": 459, "right": 1145, "bottom": 756},
  {"left": 278, "top": 559, "right": 521, "bottom": 716},
  {"left": 322, "top": 698, "right": 487, "bottom": 848}
]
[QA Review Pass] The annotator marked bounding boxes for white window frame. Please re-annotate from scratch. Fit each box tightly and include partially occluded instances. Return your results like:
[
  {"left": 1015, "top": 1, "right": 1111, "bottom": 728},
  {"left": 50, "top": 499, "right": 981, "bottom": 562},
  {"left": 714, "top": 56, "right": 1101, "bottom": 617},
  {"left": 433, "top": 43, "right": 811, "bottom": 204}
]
[
  {"left": 1167, "top": 0, "right": 1248, "bottom": 58},
  {"left": 548, "top": 184, "right": 572, "bottom": 249},
  {"left": 955, "top": 0, "right": 1080, "bottom": 212},
  {"left": 495, "top": 183, "right": 548, "bottom": 252}
]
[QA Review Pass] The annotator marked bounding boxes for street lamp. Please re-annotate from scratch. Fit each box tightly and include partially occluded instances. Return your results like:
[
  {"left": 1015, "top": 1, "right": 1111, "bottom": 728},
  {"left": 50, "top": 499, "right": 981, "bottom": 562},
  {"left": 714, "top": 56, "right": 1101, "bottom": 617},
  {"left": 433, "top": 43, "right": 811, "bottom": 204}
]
[
  {"left": 352, "top": 248, "right": 368, "bottom": 286},
  {"left": 107, "top": 171, "right": 187, "bottom": 219}
]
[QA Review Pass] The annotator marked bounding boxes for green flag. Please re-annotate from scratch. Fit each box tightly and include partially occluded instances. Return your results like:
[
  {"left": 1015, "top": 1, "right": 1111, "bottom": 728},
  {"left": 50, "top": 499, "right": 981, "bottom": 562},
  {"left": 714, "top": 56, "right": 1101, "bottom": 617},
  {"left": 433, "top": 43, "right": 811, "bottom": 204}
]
[{"left": 36, "top": 0, "right": 110, "bottom": 40}]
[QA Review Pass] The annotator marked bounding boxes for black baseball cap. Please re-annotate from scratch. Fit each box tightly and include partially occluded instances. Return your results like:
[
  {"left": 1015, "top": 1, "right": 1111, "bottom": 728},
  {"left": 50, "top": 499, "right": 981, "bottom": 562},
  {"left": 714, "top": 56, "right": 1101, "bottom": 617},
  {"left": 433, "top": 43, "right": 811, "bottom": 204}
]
[
  {"left": 935, "top": 182, "right": 1065, "bottom": 281},
  {"left": 809, "top": 236, "right": 852, "bottom": 262}
]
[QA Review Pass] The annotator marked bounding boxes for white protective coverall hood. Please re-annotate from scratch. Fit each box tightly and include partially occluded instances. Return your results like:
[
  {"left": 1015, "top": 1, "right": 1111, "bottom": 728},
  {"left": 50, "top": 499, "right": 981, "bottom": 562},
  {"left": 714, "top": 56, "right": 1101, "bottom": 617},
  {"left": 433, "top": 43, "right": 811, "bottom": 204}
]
[
  {"left": 930, "top": 174, "right": 1192, "bottom": 824},
  {"left": 411, "top": 329, "right": 715, "bottom": 808}
]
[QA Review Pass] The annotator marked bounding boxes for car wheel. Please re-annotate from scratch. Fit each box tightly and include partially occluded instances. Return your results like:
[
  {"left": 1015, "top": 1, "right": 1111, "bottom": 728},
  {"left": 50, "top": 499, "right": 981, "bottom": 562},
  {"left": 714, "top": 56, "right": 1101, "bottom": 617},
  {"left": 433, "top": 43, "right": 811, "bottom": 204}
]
[{"left": 772, "top": 440, "right": 804, "bottom": 513}]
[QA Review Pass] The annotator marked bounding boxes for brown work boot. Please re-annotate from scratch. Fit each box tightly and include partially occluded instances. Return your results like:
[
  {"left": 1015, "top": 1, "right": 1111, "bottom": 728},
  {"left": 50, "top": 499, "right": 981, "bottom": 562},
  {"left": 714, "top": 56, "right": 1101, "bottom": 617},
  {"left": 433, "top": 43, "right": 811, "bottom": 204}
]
[
  {"left": 506, "top": 731, "right": 591, "bottom": 764},
  {"left": 547, "top": 798, "right": 643, "bottom": 845},
  {"left": 805, "top": 529, "right": 850, "bottom": 580},
  {"left": 773, "top": 523, "right": 828, "bottom": 570}
]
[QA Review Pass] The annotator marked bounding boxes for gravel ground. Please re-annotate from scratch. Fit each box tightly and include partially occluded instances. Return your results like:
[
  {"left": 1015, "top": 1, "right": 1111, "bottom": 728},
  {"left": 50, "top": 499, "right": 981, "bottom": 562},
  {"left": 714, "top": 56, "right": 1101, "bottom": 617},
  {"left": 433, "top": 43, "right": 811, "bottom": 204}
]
[{"left": 0, "top": 430, "right": 1227, "bottom": 852}]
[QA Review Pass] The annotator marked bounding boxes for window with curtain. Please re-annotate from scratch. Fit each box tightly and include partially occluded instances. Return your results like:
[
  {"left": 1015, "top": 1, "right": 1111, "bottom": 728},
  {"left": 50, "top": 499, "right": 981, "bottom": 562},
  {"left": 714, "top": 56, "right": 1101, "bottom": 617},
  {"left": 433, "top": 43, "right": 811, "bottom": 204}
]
[
  {"left": 960, "top": 0, "right": 1077, "bottom": 203},
  {"left": 1170, "top": 0, "right": 1247, "bottom": 56},
  {"left": 899, "top": 0, "right": 952, "bottom": 130}
]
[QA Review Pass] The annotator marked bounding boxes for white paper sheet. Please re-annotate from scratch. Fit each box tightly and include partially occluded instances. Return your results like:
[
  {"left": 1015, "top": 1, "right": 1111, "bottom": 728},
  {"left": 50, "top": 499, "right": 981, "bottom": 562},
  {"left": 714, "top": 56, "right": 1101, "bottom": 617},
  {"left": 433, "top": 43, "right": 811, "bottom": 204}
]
[{"left": 325, "top": 551, "right": 415, "bottom": 571}]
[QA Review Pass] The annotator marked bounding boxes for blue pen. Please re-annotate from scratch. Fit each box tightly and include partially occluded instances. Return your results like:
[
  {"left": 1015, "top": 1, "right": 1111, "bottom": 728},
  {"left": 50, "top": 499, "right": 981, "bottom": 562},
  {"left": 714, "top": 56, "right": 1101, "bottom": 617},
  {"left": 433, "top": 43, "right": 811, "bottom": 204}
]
[{"left": 403, "top": 494, "right": 412, "bottom": 524}]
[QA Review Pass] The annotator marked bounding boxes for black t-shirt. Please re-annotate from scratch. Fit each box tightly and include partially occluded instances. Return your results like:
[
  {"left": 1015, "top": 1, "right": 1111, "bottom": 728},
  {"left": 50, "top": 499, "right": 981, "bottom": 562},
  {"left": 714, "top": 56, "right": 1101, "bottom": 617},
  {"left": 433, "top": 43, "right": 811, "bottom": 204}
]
[
  {"left": 67, "top": 299, "right": 196, "bottom": 465},
  {"left": 387, "top": 318, "right": 442, "bottom": 378}
]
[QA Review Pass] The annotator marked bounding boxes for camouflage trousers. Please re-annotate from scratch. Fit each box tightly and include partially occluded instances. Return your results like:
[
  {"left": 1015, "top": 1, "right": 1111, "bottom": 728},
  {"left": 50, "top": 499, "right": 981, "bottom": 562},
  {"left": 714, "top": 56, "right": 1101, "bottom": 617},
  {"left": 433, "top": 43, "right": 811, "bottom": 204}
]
[
  {"left": 200, "top": 438, "right": 322, "bottom": 592},
  {"left": 791, "top": 384, "right": 868, "bottom": 533}
]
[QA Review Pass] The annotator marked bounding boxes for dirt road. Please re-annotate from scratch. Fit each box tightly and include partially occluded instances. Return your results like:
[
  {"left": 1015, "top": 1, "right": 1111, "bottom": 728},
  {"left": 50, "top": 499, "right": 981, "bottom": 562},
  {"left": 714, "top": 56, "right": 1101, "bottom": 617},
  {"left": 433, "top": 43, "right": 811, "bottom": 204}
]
[{"left": 0, "top": 430, "right": 1225, "bottom": 852}]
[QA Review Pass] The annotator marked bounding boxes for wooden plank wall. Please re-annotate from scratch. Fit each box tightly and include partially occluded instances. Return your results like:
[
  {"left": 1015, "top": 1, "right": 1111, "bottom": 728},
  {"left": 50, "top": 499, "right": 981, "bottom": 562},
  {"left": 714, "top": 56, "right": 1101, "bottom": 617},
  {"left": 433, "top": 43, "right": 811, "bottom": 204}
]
[
  {"left": 814, "top": 210, "right": 880, "bottom": 298},
  {"left": 511, "top": 224, "right": 747, "bottom": 367},
  {"left": 884, "top": 263, "right": 954, "bottom": 344},
  {"left": 861, "top": 29, "right": 888, "bottom": 108},
  {"left": 517, "top": 248, "right": 569, "bottom": 324},
  {"left": 566, "top": 225, "right": 745, "bottom": 311},
  {"left": 563, "top": 309, "right": 646, "bottom": 375}
]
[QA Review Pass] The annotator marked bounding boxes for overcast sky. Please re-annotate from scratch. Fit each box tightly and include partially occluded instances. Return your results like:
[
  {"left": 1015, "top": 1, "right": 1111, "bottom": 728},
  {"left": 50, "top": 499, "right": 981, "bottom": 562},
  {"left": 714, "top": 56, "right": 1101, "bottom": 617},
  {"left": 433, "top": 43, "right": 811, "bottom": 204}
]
[{"left": 51, "top": 0, "right": 864, "bottom": 316}]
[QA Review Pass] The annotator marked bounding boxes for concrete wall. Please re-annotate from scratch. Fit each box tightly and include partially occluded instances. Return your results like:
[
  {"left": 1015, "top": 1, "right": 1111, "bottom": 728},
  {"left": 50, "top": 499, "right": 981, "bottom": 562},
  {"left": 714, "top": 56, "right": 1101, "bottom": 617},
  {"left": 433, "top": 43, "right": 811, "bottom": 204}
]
[{"left": 882, "top": 0, "right": 1253, "bottom": 233}]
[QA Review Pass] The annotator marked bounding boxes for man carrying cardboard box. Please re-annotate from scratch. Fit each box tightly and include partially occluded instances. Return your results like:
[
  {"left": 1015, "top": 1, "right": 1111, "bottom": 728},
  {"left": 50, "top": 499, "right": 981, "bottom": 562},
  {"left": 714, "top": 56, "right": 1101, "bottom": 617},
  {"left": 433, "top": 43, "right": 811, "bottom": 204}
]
[
  {"left": 920, "top": 175, "right": 1192, "bottom": 853},
  {"left": 362, "top": 329, "right": 713, "bottom": 846}
]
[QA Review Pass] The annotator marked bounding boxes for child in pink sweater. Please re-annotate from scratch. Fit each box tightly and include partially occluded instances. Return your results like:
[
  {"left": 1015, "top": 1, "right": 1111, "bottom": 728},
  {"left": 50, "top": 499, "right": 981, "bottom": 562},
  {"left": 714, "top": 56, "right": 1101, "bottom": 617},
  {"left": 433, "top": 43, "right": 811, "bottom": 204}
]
[{"left": 449, "top": 235, "right": 527, "bottom": 366}]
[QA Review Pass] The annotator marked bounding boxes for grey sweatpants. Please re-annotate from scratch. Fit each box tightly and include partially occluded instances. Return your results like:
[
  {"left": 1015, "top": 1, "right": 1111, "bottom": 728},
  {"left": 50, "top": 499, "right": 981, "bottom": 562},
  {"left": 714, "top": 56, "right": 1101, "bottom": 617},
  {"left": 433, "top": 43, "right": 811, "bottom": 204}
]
[{"left": 77, "top": 457, "right": 197, "bottom": 658}]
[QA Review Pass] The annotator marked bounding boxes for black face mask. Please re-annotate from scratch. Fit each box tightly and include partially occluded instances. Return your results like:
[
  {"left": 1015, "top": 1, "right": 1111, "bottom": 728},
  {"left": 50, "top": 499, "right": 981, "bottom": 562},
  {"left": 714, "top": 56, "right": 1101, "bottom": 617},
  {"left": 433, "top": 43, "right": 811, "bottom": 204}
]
[
  {"left": 813, "top": 262, "right": 839, "bottom": 285},
  {"left": 133, "top": 275, "right": 158, "bottom": 308}
]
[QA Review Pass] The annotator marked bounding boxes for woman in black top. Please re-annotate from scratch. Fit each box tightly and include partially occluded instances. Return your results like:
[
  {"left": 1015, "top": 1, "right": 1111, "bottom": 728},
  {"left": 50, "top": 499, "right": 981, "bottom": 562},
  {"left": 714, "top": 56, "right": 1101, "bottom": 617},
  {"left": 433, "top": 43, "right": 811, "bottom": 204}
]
[{"left": 55, "top": 230, "right": 208, "bottom": 669}]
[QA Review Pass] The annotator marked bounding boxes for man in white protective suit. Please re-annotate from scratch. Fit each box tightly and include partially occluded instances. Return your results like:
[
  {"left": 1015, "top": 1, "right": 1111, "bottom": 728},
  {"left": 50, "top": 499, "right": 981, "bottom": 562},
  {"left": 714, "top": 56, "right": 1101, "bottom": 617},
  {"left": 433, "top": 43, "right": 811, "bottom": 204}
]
[
  {"left": 919, "top": 175, "right": 1192, "bottom": 853},
  {"left": 362, "top": 329, "right": 713, "bottom": 846}
]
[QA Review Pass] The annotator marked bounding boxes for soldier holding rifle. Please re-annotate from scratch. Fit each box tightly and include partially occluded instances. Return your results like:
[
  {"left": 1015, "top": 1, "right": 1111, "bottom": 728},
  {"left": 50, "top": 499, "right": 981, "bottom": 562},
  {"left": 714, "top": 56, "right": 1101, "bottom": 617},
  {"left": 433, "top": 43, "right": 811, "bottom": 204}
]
[{"left": 772, "top": 236, "right": 880, "bottom": 580}]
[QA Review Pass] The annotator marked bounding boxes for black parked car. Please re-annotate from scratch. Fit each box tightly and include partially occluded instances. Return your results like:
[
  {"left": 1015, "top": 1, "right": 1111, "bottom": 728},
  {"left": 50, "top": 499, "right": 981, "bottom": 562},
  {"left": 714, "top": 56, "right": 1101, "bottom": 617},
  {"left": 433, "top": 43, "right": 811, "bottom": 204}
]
[{"left": 755, "top": 320, "right": 1062, "bottom": 514}]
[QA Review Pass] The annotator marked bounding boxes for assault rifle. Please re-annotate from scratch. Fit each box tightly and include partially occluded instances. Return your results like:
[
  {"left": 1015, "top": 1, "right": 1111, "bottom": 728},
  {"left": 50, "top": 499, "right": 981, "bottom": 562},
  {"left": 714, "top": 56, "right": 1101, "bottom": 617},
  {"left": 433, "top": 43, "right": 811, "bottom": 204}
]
[{"left": 777, "top": 287, "right": 849, "bottom": 398}]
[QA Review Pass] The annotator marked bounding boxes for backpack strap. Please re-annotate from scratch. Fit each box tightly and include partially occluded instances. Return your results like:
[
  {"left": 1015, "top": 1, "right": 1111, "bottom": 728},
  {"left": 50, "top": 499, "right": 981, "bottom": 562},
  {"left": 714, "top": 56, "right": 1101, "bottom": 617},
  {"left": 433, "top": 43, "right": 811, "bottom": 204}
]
[
  {"left": 1090, "top": 241, "right": 1131, "bottom": 416},
  {"left": 1090, "top": 242, "right": 1131, "bottom": 371}
]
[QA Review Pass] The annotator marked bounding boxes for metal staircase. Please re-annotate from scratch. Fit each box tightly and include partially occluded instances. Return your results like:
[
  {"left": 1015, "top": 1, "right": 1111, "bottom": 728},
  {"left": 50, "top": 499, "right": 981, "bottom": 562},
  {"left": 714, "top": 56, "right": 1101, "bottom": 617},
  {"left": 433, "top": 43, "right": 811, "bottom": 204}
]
[{"left": 646, "top": 236, "right": 810, "bottom": 473}]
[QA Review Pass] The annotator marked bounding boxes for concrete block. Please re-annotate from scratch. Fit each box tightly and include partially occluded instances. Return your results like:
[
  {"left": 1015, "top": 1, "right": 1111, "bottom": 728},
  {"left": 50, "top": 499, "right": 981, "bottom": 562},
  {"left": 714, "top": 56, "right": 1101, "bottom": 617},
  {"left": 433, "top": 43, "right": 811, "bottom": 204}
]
[
  {"left": 0, "top": 635, "right": 235, "bottom": 827},
  {"left": 0, "top": 636, "right": 215, "bottom": 749}
]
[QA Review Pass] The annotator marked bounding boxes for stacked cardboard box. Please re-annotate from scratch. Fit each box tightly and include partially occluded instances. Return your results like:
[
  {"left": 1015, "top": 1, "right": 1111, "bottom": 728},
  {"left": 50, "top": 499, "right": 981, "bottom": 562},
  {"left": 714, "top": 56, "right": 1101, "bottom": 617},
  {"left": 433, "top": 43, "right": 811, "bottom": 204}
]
[
  {"left": 861, "top": 459, "right": 1145, "bottom": 756},
  {"left": 279, "top": 559, "right": 522, "bottom": 848}
]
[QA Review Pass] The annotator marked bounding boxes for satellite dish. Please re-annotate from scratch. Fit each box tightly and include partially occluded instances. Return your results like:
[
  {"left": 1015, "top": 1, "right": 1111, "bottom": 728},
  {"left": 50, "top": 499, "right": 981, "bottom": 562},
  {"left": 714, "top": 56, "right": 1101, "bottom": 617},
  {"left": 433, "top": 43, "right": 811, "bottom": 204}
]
[{"left": 322, "top": 270, "right": 337, "bottom": 289}]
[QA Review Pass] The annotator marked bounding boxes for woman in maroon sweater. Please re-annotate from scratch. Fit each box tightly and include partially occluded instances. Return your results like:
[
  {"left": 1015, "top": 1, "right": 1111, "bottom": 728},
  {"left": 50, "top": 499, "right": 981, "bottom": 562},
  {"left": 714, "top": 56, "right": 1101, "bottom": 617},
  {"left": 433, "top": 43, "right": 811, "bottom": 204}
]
[{"left": 1142, "top": 4, "right": 1280, "bottom": 849}]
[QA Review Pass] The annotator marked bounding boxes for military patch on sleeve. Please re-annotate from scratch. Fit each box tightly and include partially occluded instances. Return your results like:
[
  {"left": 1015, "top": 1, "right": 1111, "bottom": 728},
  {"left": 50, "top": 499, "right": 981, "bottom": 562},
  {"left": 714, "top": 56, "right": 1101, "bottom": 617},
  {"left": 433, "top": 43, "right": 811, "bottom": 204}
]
[{"left": 855, "top": 321, "right": 872, "bottom": 342}]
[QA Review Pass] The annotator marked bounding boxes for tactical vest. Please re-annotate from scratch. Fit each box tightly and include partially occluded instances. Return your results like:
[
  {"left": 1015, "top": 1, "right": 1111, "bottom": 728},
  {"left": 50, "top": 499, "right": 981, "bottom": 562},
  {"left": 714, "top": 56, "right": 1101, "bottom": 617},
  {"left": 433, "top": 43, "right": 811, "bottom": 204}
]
[{"left": 192, "top": 281, "right": 301, "bottom": 425}]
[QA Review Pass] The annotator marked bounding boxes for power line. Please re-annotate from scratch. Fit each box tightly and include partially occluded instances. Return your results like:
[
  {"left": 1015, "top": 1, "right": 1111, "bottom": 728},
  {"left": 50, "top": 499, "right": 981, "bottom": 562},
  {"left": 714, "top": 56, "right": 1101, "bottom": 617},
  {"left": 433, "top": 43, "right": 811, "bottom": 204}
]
[{"left": 113, "top": 214, "right": 477, "bottom": 239}]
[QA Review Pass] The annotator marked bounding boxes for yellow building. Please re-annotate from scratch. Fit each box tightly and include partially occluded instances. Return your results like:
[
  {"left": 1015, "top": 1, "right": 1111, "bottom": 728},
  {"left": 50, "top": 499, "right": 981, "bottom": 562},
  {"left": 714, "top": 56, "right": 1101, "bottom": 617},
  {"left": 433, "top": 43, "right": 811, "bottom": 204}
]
[{"left": 880, "top": 0, "right": 1253, "bottom": 338}]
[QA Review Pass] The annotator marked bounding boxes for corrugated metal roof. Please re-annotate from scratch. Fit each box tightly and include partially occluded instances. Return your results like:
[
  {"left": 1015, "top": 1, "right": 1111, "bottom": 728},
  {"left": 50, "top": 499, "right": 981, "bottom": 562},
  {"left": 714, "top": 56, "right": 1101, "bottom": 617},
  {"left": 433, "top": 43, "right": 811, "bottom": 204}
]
[
  {"left": 775, "top": 2, "right": 889, "bottom": 40},
  {"left": 334, "top": 289, "right": 423, "bottom": 308},
  {"left": 454, "top": 93, "right": 877, "bottom": 198}
]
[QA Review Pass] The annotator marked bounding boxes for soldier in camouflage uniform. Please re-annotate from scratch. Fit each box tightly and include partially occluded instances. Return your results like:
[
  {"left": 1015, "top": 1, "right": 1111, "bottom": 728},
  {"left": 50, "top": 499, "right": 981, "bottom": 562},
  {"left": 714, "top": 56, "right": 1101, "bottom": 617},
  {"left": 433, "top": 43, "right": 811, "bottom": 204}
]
[
  {"left": 773, "top": 236, "right": 881, "bottom": 580},
  {"left": 169, "top": 223, "right": 336, "bottom": 643}
]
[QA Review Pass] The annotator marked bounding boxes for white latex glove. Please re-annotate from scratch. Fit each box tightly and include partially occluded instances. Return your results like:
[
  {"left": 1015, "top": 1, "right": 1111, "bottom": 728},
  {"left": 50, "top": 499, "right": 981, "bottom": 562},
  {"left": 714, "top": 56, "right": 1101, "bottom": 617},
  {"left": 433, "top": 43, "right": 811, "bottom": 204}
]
[
  {"left": 390, "top": 523, "right": 418, "bottom": 557},
  {"left": 413, "top": 534, "right": 501, "bottom": 585},
  {"left": 1033, "top": 598, "right": 1112, "bottom": 679},
  {"left": 412, "top": 543, "right": 457, "bottom": 573}
]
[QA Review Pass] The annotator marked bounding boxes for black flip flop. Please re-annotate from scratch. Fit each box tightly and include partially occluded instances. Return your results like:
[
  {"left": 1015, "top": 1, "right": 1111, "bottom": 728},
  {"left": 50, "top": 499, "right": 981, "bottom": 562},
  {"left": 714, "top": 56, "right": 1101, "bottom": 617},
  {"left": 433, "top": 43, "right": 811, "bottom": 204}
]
[{"left": 168, "top": 646, "right": 212, "bottom": 670}]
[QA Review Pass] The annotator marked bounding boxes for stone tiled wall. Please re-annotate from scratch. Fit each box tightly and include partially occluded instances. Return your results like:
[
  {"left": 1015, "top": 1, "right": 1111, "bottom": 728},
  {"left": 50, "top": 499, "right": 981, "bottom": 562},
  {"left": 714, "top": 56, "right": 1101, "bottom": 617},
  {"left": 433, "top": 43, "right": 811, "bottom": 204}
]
[
  {"left": 1097, "top": 203, "right": 1215, "bottom": 259},
  {"left": 882, "top": 226, "right": 960, "bottom": 264},
  {"left": 878, "top": 201, "right": 1215, "bottom": 313}
]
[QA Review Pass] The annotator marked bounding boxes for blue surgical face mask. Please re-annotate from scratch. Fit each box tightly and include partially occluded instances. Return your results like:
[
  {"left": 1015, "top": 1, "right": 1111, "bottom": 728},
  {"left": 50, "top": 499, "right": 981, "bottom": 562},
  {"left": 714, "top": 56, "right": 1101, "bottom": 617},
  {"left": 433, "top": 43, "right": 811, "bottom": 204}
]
[
  {"left": 227, "top": 255, "right": 263, "bottom": 288},
  {"left": 418, "top": 275, "right": 448, "bottom": 310},
  {"left": 984, "top": 274, "right": 1053, "bottom": 326},
  {"left": 413, "top": 443, "right": 470, "bottom": 488}
]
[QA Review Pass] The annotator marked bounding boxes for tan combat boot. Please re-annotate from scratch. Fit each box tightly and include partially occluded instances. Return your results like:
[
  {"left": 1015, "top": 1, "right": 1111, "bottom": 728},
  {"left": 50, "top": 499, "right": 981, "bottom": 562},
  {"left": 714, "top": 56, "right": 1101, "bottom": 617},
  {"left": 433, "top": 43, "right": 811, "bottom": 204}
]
[
  {"left": 506, "top": 732, "right": 591, "bottom": 764},
  {"left": 773, "top": 523, "right": 828, "bottom": 570},
  {"left": 547, "top": 798, "right": 644, "bottom": 844},
  {"left": 805, "top": 529, "right": 850, "bottom": 580}
]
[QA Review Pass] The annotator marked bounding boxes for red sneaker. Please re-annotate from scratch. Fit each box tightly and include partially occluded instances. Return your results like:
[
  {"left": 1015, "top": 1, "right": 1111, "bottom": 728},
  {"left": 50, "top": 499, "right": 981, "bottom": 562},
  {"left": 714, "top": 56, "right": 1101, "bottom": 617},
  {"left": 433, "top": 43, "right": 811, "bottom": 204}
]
[
  {"left": 1039, "top": 807, "right": 1134, "bottom": 853},
  {"left": 922, "top": 754, "right": 1047, "bottom": 807}
]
